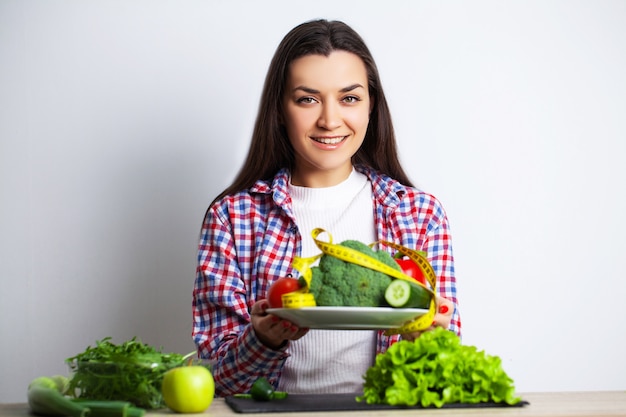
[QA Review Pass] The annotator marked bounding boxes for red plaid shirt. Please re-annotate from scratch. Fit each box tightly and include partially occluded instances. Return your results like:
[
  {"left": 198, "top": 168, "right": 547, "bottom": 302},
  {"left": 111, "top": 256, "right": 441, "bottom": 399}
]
[{"left": 192, "top": 165, "right": 460, "bottom": 396}]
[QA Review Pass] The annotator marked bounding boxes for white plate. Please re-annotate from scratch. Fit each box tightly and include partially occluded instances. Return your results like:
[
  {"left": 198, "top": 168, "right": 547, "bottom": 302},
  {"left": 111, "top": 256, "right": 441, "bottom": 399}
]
[{"left": 265, "top": 307, "right": 428, "bottom": 330}]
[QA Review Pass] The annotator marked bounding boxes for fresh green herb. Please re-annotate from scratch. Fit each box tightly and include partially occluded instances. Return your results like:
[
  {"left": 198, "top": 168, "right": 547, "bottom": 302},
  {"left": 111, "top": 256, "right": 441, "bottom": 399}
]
[
  {"left": 358, "top": 328, "right": 521, "bottom": 408},
  {"left": 66, "top": 337, "right": 195, "bottom": 409}
]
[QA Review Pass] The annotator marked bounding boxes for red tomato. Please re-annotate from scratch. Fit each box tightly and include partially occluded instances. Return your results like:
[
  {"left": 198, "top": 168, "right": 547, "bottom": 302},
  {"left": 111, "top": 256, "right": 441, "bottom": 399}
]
[
  {"left": 267, "top": 277, "right": 301, "bottom": 308},
  {"left": 395, "top": 257, "right": 426, "bottom": 285}
]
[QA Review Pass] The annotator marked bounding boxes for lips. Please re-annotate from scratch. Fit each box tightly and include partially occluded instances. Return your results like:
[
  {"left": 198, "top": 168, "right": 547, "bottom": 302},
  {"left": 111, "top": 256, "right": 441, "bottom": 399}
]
[{"left": 311, "top": 136, "right": 347, "bottom": 145}]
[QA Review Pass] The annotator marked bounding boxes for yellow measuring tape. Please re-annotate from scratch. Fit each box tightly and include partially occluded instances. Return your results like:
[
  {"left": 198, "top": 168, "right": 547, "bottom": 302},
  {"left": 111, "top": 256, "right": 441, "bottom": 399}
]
[
  {"left": 281, "top": 291, "right": 316, "bottom": 308},
  {"left": 289, "top": 228, "right": 438, "bottom": 335}
]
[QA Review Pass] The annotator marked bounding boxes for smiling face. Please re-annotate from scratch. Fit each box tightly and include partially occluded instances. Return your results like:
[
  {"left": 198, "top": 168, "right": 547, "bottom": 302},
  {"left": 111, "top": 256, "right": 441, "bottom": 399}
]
[{"left": 283, "top": 51, "right": 371, "bottom": 187}]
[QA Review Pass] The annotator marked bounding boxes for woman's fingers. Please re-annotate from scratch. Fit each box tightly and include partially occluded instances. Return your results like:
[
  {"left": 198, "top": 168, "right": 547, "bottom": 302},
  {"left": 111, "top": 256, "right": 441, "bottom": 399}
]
[
  {"left": 250, "top": 299, "right": 308, "bottom": 349},
  {"left": 250, "top": 299, "right": 269, "bottom": 316},
  {"left": 401, "top": 296, "right": 454, "bottom": 341},
  {"left": 432, "top": 296, "right": 454, "bottom": 329}
]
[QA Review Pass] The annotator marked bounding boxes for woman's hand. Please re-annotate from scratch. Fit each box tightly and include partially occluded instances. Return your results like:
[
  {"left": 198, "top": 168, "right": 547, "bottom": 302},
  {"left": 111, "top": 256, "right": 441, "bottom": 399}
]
[
  {"left": 250, "top": 300, "right": 309, "bottom": 350},
  {"left": 401, "top": 295, "right": 454, "bottom": 342}
]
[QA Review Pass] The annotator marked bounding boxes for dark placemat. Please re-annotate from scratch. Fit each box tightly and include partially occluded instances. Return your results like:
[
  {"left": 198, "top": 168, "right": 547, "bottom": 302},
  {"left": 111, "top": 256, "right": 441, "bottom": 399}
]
[{"left": 225, "top": 393, "right": 529, "bottom": 413}]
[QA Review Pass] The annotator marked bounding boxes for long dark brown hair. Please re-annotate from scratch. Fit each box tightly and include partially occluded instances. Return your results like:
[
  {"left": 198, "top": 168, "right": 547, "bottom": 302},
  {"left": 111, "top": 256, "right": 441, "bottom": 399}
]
[{"left": 211, "top": 19, "right": 413, "bottom": 205}]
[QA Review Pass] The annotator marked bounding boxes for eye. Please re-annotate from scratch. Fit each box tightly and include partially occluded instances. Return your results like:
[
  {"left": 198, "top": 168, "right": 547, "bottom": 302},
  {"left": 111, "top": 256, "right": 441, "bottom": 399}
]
[
  {"left": 342, "top": 95, "right": 361, "bottom": 104},
  {"left": 296, "top": 96, "right": 317, "bottom": 104}
]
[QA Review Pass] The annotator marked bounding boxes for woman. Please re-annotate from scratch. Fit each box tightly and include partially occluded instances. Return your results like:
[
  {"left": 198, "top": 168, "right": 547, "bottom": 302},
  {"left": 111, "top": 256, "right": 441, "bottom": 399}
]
[{"left": 192, "top": 19, "right": 460, "bottom": 397}]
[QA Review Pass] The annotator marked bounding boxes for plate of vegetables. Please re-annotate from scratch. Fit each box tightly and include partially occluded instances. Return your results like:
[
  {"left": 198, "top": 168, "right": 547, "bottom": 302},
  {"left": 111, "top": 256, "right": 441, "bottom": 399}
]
[
  {"left": 266, "top": 306, "right": 428, "bottom": 330},
  {"left": 266, "top": 238, "right": 432, "bottom": 330}
]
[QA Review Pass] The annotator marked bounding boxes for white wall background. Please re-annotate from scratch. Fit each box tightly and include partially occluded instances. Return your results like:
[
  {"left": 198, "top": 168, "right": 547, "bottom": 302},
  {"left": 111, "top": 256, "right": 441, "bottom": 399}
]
[{"left": 1, "top": 0, "right": 625, "bottom": 403}]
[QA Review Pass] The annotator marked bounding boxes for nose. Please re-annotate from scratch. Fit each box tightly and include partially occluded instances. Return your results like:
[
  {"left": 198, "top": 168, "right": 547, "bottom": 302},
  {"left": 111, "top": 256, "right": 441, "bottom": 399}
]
[{"left": 317, "top": 102, "right": 342, "bottom": 130}]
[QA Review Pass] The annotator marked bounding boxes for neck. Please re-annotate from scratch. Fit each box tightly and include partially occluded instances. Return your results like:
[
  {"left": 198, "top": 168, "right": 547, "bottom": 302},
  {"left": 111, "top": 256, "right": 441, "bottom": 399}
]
[{"left": 290, "top": 165, "right": 354, "bottom": 188}]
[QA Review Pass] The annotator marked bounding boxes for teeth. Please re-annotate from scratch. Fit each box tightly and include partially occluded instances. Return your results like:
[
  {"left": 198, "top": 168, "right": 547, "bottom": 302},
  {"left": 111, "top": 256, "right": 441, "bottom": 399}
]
[{"left": 314, "top": 136, "right": 345, "bottom": 144}]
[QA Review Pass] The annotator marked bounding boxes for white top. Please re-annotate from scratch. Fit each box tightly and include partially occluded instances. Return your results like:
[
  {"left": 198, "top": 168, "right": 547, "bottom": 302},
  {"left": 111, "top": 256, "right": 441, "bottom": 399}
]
[{"left": 280, "top": 168, "right": 378, "bottom": 393}]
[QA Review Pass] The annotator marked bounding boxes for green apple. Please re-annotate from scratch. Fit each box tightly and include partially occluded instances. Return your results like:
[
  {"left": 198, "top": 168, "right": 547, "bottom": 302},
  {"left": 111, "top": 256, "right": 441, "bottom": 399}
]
[{"left": 161, "top": 365, "right": 215, "bottom": 413}]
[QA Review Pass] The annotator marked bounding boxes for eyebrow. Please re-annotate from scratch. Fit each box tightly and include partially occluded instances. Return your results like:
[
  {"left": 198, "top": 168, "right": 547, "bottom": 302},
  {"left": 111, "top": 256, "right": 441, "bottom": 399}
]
[{"left": 292, "top": 83, "right": 365, "bottom": 94}]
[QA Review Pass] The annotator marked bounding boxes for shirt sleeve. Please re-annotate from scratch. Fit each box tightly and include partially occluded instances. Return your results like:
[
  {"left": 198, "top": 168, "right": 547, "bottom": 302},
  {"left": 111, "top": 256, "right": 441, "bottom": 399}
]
[
  {"left": 422, "top": 197, "right": 462, "bottom": 337},
  {"left": 192, "top": 206, "right": 290, "bottom": 396}
]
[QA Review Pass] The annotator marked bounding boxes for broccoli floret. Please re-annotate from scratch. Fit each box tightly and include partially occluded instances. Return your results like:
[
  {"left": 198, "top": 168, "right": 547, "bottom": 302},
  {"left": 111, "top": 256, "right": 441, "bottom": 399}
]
[{"left": 305, "top": 240, "right": 401, "bottom": 307}]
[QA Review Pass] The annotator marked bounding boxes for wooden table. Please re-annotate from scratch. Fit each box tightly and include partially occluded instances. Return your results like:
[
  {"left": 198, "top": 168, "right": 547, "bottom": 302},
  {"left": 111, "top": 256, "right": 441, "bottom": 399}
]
[{"left": 3, "top": 391, "right": 625, "bottom": 417}]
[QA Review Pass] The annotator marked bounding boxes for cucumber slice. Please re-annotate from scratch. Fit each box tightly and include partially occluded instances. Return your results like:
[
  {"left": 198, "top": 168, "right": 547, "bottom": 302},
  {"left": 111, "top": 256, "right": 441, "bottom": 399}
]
[{"left": 384, "top": 279, "right": 431, "bottom": 309}]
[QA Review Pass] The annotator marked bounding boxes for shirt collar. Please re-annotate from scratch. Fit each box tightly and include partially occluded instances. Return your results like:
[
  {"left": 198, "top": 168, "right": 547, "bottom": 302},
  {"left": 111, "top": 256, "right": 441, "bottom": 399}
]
[
  {"left": 355, "top": 165, "right": 406, "bottom": 208},
  {"left": 249, "top": 165, "right": 408, "bottom": 209}
]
